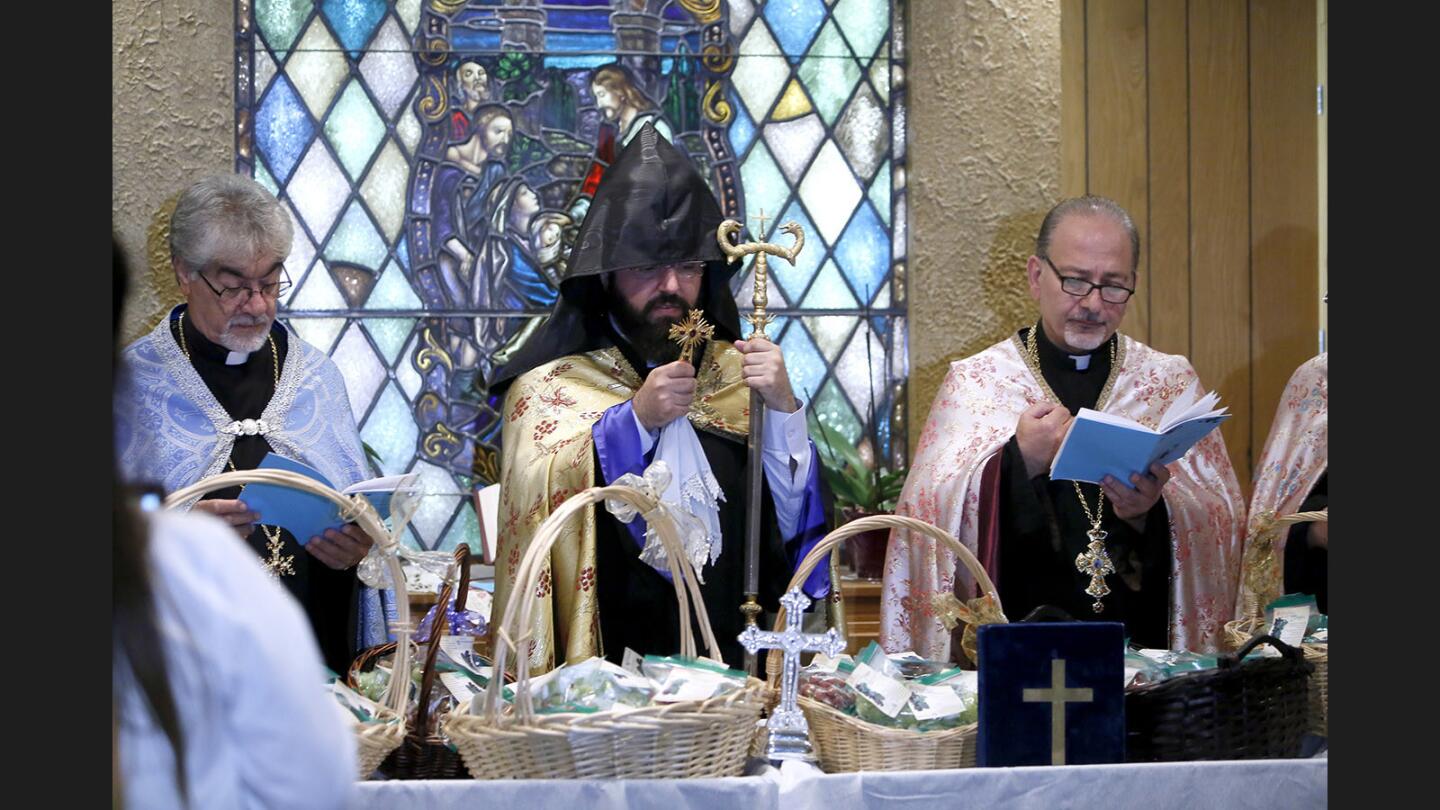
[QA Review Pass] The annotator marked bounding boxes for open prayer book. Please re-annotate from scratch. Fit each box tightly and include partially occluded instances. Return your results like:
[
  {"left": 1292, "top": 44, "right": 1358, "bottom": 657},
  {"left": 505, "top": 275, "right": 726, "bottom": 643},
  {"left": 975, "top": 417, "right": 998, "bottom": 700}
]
[
  {"left": 237, "top": 452, "right": 418, "bottom": 544},
  {"left": 1049, "top": 384, "right": 1229, "bottom": 485}
]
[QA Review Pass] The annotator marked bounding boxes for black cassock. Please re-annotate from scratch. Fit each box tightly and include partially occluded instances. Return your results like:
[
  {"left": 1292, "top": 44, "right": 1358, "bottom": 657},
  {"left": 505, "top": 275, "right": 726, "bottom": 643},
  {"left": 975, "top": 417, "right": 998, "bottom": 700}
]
[
  {"left": 995, "top": 326, "right": 1172, "bottom": 649},
  {"left": 172, "top": 312, "right": 358, "bottom": 673}
]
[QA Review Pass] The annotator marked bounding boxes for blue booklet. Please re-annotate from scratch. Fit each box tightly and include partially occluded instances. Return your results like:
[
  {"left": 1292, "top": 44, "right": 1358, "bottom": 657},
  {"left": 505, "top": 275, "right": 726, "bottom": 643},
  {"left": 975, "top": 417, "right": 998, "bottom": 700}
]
[
  {"left": 237, "top": 453, "right": 417, "bottom": 545},
  {"left": 1049, "top": 387, "right": 1229, "bottom": 485}
]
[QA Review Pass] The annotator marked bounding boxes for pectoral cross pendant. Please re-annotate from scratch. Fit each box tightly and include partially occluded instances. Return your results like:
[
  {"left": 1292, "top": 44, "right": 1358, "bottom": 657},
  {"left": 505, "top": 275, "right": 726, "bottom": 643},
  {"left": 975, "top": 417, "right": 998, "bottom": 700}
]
[
  {"left": 1075, "top": 526, "right": 1113, "bottom": 613},
  {"left": 263, "top": 528, "right": 296, "bottom": 579}
]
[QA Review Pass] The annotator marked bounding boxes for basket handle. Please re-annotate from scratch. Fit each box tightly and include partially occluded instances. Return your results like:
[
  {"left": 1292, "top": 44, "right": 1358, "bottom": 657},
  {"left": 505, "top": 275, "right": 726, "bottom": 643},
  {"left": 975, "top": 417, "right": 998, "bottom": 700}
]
[
  {"left": 764, "top": 514, "right": 1004, "bottom": 684},
  {"left": 480, "top": 483, "right": 721, "bottom": 723},
  {"left": 453, "top": 543, "right": 472, "bottom": 613},
  {"left": 412, "top": 579, "right": 455, "bottom": 735},
  {"left": 1228, "top": 633, "right": 1304, "bottom": 667},
  {"left": 165, "top": 468, "right": 413, "bottom": 720}
]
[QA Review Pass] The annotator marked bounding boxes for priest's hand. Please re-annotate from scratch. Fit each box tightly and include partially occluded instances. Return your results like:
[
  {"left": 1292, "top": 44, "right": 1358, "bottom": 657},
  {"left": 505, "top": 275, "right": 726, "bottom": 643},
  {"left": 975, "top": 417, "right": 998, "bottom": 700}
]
[
  {"left": 734, "top": 337, "right": 799, "bottom": 413},
  {"left": 1102, "top": 463, "right": 1171, "bottom": 529},
  {"left": 193, "top": 498, "right": 260, "bottom": 537},
  {"left": 633, "top": 360, "right": 697, "bottom": 431},
  {"left": 306, "top": 523, "right": 375, "bottom": 570},
  {"left": 1015, "top": 402, "right": 1073, "bottom": 478}
]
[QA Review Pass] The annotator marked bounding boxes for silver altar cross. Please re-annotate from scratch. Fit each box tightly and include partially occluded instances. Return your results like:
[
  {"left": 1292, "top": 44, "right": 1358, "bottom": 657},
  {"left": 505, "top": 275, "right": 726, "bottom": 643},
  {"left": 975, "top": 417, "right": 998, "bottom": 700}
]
[
  {"left": 737, "top": 586, "right": 845, "bottom": 762},
  {"left": 1021, "top": 658, "right": 1094, "bottom": 765}
]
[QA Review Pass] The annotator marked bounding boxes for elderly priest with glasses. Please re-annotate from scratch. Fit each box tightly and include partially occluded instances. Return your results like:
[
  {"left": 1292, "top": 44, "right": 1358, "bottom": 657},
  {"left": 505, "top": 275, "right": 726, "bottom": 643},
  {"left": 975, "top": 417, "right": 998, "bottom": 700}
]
[
  {"left": 882, "top": 196, "right": 1245, "bottom": 660},
  {"left": 115, "top": 173, "right": 388, "bottom": 674}
]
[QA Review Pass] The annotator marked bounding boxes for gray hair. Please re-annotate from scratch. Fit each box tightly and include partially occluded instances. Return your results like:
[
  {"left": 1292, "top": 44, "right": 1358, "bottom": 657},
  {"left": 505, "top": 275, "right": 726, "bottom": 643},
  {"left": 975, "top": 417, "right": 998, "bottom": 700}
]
[
  {"left": 168, "top": 174, "right": 293, "bottom": 275},
  {"left": 1035, "top": 195, "right": 1140, "bottom": 273}
]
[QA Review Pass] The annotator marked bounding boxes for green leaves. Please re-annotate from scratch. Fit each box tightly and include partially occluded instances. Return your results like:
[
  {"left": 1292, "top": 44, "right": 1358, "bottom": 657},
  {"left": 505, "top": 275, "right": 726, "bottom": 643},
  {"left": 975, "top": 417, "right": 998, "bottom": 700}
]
[{"left": 811, "top": 418, "right": 906, "bottom": 514}]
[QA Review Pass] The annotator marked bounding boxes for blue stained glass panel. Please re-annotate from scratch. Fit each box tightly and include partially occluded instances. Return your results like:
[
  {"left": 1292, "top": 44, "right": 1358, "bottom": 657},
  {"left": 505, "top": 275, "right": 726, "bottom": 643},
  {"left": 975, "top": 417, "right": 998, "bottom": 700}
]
[
  {"left": 778, "top": 320, "right": 827, "bottom": 401},
  {"left": 450, "top": 31, "right": 503, "bottom": 51},
  {"left": 254, "top": 75, "right": 314, "bottom": 184},
  {"left": 834, "top": 202, "right": 889, "bottom": 305},
  {"left": 319, "top": 0, "right": 387, "bottom": 58},
  {"left": 768, "top": 198, "right": 824, "bottom": 303},
  {"left": 728, "top": 88, "right": 757, "bottom": 157},
  {"left": 764, "top": 0, "right": 828, "bottom": 63}
]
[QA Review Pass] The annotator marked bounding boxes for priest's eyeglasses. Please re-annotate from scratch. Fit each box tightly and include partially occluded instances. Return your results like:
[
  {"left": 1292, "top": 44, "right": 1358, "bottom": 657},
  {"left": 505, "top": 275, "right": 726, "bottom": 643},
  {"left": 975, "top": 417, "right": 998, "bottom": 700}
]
[
  {"left": 1040, "top": 256, "right": 1134, "bottom": 304},
  {"left": 197, "top": 267, "right": 293, "bottom": 304},
  {"left": 628, "top": 262, "right": 705, "bottom": 283}
]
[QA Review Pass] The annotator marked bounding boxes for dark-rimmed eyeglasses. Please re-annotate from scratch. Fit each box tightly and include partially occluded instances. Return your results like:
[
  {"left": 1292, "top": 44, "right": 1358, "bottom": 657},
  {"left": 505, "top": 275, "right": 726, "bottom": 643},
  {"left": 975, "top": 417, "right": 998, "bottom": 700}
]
[
  {"left": 1040, "top": 256, "right": 1134, "bottom": 304},
  {"left": 196, "top": 266, "right": 292, "bottom": 305}
]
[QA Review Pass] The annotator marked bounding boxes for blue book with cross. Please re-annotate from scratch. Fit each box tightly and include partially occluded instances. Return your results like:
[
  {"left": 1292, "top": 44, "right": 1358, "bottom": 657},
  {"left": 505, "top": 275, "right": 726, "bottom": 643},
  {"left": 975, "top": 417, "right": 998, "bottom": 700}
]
[{"left": 976, "top": 622, "right": 1126, "bottom": 766}]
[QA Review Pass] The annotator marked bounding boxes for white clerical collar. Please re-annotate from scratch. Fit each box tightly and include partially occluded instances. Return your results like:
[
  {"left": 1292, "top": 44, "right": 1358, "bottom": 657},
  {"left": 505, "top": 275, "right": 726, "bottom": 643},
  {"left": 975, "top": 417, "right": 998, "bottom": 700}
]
[
  {"left": 225, "top": 349, "right": 252, "bottom": 366},
  {"left": 1069, "top": 353, "right": 1091, "bottom": 371}
]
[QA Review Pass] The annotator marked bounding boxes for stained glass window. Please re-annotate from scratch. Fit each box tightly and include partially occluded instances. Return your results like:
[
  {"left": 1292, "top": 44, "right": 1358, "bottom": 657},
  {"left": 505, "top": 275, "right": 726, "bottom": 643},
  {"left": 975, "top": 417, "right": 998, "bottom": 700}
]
[{"left": 237, "top": 0, "right": 909, "bottom": 551}]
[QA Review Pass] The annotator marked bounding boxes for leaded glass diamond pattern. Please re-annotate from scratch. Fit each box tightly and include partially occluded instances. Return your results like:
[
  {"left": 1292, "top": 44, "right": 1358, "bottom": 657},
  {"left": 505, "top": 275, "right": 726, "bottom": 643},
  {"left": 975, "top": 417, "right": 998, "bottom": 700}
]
[
  {"left": 797, "top": 20, "right": 860, "bottom": 126},
  {"left": 362, "top": 381, "right": 419, "bottom": 478},
  {"left": 324, "top": 79, "right": 386, "bottom": 182},
  {"left": 287, "top": 143, "right": 349, "bottom": 242},
  {"left": 331, "top": 321, "right": 386, "bottom": 422},
  {"left": 798, "top": 140, "right": 861, "bottom": 245},
  {"left": 286, "top": 20, "right": 348, "bottom": 120},
  {"left": 242, "top": 0, "right": 906, "bottom": 550},
  {"left": 255, "top": 74, "right": 314, "bottom": 184},
  {"left": 732, "top": 23, "right": 787, "bottom": 122},
  {"left": 764, "top": 0, "right": 828, "bottom": 64},
  {"left": 358, "top": 17, "right": 417, "bottom": 120},
  {"left": 255, "top": 0, "right": 311, "bottom": 59},
  {"left": 767, "top": 198, "right": 824, "bottom": 303},
  {"left": 324, "top": 200, "right": 388, "bottom": 279},
  {"left": 360, "top": 139, "right": 409, "bottom": 243},
  {"left": 320, "top": 0, "right": 386, "bottom": 58},
  {"left": 762, "top": 114, "right": 826, "bottom": 185},
  {"left": 835, "top": 202, "right": 889, "bottom": 305},
  {"left": 833, "top": 0, "right": 891, "bottom": 63},
  {"left": 835, "top": 81, "right": 888, "bottom": 184},
  {"left": 739, "top": 141, "right": 791, "bottom": 236}
]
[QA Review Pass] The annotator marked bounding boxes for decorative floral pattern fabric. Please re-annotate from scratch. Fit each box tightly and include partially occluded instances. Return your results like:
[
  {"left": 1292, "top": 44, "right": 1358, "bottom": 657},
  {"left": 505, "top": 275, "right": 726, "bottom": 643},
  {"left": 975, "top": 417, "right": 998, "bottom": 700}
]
[
  {"left": 1237, "top": 353, "right": 1327, "bottom": 615},
  {"left": 881, "top": 334, "right": 1246, "bottom": 656}
]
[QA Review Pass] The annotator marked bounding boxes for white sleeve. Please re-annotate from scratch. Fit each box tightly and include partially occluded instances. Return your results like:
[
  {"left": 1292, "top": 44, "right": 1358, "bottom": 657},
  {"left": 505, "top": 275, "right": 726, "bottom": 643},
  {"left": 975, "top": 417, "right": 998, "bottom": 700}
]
[{"left": 761, "top": 400, "right": 813, "bottom": 540}]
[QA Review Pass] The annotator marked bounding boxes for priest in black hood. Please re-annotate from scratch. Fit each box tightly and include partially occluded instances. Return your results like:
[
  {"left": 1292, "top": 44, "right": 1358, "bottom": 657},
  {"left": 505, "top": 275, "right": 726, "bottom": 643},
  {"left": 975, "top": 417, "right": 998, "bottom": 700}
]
[{"left": 488, "top": 123, "right": 830, "bottom": 672}]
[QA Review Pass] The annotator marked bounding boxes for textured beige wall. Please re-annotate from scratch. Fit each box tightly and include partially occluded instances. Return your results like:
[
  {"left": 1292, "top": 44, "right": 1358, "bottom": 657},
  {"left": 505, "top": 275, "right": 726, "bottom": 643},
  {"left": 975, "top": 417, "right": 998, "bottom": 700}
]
[
  {"left": 113, "top": 0, "right": 234, "bottom": 344},
  {"left": 905, "top": 0, "right": 1061, "bottom": 455}
]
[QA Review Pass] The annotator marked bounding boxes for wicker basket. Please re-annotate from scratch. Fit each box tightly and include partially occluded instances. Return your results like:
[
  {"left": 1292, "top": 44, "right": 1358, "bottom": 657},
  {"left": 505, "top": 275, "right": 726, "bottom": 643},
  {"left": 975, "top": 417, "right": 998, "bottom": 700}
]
[
  {"left": 442, "top": 484, "right": 773, "bottom": 779},
  {"left": 348, "top": 544, "right": 482, "bottom": 779},
  {"left": 1224, "top": 509, "right": 1328, "bottom": 736},
  {"left": 765, "top": 514, "right": 1007, "bottom": 773},
  {"left": 1126, "top": 634, "right": 1312, "bottom": 761},
  {"left": 165, "top": 468, "right": 412, "bottom": 779}
]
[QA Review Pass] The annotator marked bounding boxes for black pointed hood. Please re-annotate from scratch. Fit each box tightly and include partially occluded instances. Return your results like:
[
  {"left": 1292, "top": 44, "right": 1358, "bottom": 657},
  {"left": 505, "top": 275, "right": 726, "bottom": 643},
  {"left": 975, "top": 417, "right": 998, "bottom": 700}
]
[{"left": 488, "top": 122, "right": 740, "bottom": 391}]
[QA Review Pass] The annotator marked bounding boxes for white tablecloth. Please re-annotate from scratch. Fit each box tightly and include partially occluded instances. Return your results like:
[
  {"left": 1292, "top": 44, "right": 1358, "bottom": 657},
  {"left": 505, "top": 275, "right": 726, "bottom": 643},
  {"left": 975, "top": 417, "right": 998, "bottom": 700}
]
[{"left": 352, "top": 757, "right": 1326, "bottom": 809}]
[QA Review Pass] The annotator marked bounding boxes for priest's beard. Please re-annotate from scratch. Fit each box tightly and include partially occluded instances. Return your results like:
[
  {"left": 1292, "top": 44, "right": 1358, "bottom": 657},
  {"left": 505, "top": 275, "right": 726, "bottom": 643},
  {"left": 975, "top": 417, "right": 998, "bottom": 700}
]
[
  {"left": 219, "top": 314, "right": 273, "bottom": 353},
  {"left": 1063, "top": 315, "right": 1110, "bottom": 352},
  {"left": 609, "top": 288, "right": 692, "bottom": 366}
]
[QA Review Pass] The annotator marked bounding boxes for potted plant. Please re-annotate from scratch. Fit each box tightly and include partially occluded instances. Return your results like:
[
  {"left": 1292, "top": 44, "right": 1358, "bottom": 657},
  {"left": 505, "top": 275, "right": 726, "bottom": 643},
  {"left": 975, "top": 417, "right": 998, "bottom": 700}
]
[{"left": 812, "top": 419, "right": 906, "bottom": 580}]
